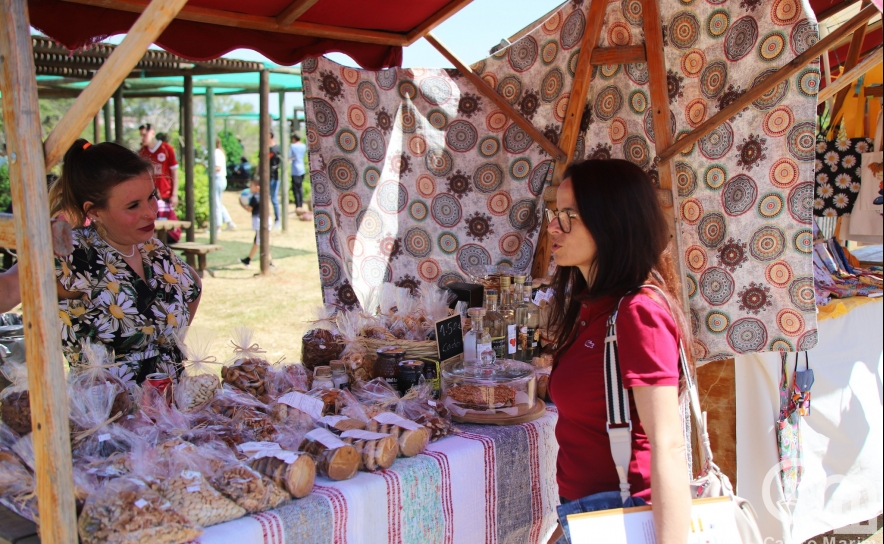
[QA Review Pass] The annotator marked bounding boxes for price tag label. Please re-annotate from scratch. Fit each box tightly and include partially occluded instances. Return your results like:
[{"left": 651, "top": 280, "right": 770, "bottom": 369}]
[
  {"left": 341, "top": 429, "right": 389, "bottom": 440},
  {"left": 318, "top": 415, "right": 349, "bottom": 426},
  {"left": 134, "top": 499, "right": 149, "bottom": 509},
  {"left": 186, "top": 485, "right": 201, "bottom": 493},
  {"left": 237, "top": 442, "right": 282, "bottom": 454},
  {"left": 428, "top": 400, "right": 437, "bottom": 407},
  {"left": 306, "top": 428, "right": 346, "bottom": 450},
  {"left": 98, "top": 433, "right": 111, "bottom": 443},
  {"left": 435, "top": 314, "right": 464, "bottom": 361},
  {"left": 279, "top": 391, "right": 325, "bottom": 420},
  {"left": 373, "top": 411, "right": 422, "bottom": 431}
]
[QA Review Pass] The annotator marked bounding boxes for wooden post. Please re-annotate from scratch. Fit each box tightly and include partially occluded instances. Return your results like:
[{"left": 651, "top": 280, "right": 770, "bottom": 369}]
[
  {"left": 259, "top": 70, "right": 271, "bottom": 274},
  {"left": 103, "top": 101, "right": 112, "bottom": 142},
  {"left": 206, "top": 86, "right": 217, "bottom": 244},
  {"left": 93, "top": 112, "right": 100, "bottom": 142},
  {"left": 820, "top": 24, "right": 834, "bottom": 114},
  {"left": 114, "top": 85, "right": 124, "bottom": 144},
  {"left": 817, "top": 46, "right": 883, "bottom": 103},
  {"left": 279, "top": 91, "right": 289, "bottom": 231},
  {"left": 0, "top": 1, "right": 77, "bottom": 542},
  {"left": 184, "top": 74, "right": 195, "bottom": 242},
  {"left": 830, "top": 1, "right": 871, "bottom": 128}
]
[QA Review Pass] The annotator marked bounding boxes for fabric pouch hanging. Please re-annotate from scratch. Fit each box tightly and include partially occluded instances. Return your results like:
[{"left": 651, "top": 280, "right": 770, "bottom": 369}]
[
  {"left": 791, "top": 352, "right": 814, "bottom": 417},
  {"left": 776, "top": 353, "right": 804, "bottom": 502}
]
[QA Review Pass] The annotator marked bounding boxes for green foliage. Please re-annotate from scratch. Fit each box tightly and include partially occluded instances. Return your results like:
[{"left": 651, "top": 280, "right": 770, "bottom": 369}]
[
  {"left": 176, "top": 163, "right": 210, "bottom": 228},
  {"left": 219, "top": 130, "right": 244, "bottom": 165},
  {"left": 0, "top": 165, "right": 10, "bottom": 212}
]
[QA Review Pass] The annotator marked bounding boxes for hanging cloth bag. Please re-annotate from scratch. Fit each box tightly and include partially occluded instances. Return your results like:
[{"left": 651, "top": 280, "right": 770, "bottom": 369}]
[{"left": 776, "top": 352, "right": 813, "bottom": 502}]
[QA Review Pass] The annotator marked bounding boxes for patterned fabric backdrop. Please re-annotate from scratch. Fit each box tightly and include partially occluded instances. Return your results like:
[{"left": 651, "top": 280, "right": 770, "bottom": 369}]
[{"left": 813, "top": 138, "right": 875, "bottom": 217}]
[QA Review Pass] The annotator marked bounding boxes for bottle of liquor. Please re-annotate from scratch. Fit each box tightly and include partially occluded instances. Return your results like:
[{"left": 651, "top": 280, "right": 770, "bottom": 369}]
[
  {"left": 512, "top": 275, "right": 529, "bottom": 362},
  {"left": 522, "top": 285, "right": 541, "bottom": 363},
  {"left": 463, "top": 307, "right": 494, "bottom": 366},
  {"left": 484, "top": 289, "right": 507, "bottom": 361},
  {"left": 498, "top": 276, "right": 516, "bottom": 359}
]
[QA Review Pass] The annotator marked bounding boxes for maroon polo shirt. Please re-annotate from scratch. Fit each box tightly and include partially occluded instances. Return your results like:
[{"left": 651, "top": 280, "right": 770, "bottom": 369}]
[{"left": 549, "top": 291, "right": 681, "bottom": 502}]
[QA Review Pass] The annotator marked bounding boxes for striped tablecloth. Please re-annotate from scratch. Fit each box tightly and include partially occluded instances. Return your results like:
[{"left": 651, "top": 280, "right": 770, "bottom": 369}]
[{"left": 198, "top": 405, "right": 560, "bottom": 544}]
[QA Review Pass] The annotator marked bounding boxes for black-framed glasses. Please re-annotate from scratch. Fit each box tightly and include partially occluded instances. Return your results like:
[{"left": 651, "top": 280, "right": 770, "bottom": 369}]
[{"left": 545, "top": 208, "right": 579, "bottom": 233}]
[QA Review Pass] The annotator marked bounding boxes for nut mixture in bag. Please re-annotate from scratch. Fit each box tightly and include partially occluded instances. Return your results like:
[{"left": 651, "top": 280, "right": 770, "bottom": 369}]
[
  {"left": 173, "top": 327, "right": 222, "bottom": 412},
  {"left": 223, "top": 326, "right": 273, "bottom": 402},
  {"left": 0, "top": 361, "right": 32, "bottom": 435},
  {"left": 395, "top": 378, "right": 452, "bottom": 441},
  {"left": 69, "top": 340, "right": 132, "bottom": 420},
  {"left": 154, "top": 469, "right": 246, "bottom": 527}
]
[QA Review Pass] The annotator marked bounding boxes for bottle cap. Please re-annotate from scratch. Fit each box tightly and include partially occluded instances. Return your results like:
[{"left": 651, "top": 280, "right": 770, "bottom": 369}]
[
  {"left": 499, "top": 276, "right": 511, "bottom": 288},
  {"left": 514, "top": 275, "right": 526, "bottom": 284},
  {"left": 486, "top": 288, "right": 498, "bottom": 297},
  {"left": 467, "top": 307, "right": 486, "bottom": 318}
]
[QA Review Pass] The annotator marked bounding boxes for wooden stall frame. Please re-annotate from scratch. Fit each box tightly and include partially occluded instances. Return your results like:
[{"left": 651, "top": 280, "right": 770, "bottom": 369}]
[
  {"left": 280, "top": 91, "right": 290, "bottom": 232},
  {"left": 817, "top": 44, "right": 883, "bottom": 103},
  {"left": 259, "top": 69, "right": 272, "bottom": 275},
  {"left": 207, "top": 86, "right": 217, "bottom": 244},
  {"left": 829, "top": 0, "right": 872, "bottom": 128}
]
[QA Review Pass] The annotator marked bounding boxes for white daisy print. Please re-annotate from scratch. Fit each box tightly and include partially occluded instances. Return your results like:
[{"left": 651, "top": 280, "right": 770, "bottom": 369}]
[
  {"left": 836, "top": 139, "right": 851, "bottom": 151},
  {"left": 814, "top": 197, "right": 825, "bottom": 210},
  {"left": 823, "top": 208, "right": 837, "bottom": 217},
  {"left": 818, "top": 184, "right": 834, "bottom": 198},
  {"left": 824, "top": 151, "right": 839, "bottom": 168},
  {"left": 94, "top": 291, "right": 139, "bottom": 334},
  {"left": 816, "top": 173, "right": 829, "bottom": 184},
  {"left": 834, "top": 193, "right": 850, "bottom": 208},
  {"left": 835, "top": 173, "right": 852, "bottom": 189},
  {"left": 816, "top": 141, "right": 828, "bottom": 153},
  {"left": 850, "top": 182, "right": 861, "bottom": 193},
  {"left": 815, "top": 159, "right": 823, "bottom": 172},
  {"left": 841, "top": 155, "right": 857, "bottom": 169},
  {"left": 855, "top": 141, "right": 870, "bottom": 153}
]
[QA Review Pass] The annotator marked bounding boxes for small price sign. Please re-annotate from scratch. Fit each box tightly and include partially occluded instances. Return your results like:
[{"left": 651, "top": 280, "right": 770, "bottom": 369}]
[{"left": 434, "top": 314, "right": 464, "bottom": 362}]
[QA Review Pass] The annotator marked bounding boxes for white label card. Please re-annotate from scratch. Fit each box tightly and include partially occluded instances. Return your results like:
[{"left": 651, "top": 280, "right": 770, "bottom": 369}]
[
  {"left": 180, "top": 470, "right": 202, "bottom": 480},
  {"left": 97, "top": 433, "right": 111, "bottom": 443},
  {"left": 372, "top": 411, "right": 422, "bottom": 431},
  {"left": 134, "top": 499, "right": 149, "bottom": 509},
  {"left": 278, "top": 391, "right": 325, "bottom": 420},
  {"left": 318, "top": 415, "right": 349, "bottom": 426},
  {"left": 305, "top": 428, "right": 346, "bottom": 450},
  {"left": 186, "top": 485, "right": 201, "bottom": 493},
  {"left": 341, "top": 429, "right": 389, "bottom": 440},
  {"left": 507, "top": 324, "right": 517, "bottom": 354}
]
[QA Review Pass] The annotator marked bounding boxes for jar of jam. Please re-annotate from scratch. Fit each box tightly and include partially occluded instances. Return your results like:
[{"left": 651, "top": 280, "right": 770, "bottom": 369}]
[
  {"left": 313, "top": 366, "right": 334, "bottom": 390},
  {"left": 397, "top": 360, "right": 425, "bottom": 395},
  {"left": 375, "top": 346, "right": 406, "bottom": 389},
  {"left": 417, "top": 357, "right": 441, "bottom": 398}
]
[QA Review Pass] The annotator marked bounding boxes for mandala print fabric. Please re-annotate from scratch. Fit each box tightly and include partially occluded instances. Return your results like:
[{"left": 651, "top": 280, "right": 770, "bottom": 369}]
[{"left": 813, "top": 138, "right": 875, "bottom": 217}]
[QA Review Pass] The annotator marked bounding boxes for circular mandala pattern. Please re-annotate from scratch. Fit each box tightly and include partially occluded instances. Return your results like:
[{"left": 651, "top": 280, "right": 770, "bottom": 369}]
[
  {"left": 788, "top": 277, "right": 815, "bottom": 312},
  {"left": 486, "top": 110, "right": 509, "bottom": 132},
  {"left": 687, "top": 274, "right": 698, "bottom": 298},
  {"left": 787, "top": 122, "right": 816, "bottom": 161},
  {"left": 718, "top": 238, "right": 748, "bottom": 271},
  {"left": 796, "top": 68, "right": 820, "bottom": 97},
  {"left": 790, "top": 19, "right": 817, "bottom": 55},
  {"left": 327, "top": 156, "right": 358, "bottom": 191},
  {"left": 360, "top": 127, "right": 386, "bottom": 163},
  {"left": 622, "top": 0, "right": 644, "bottom": 26},
  {"left": 594, "top": 85, "right": 624, "bottom": 122},
  {"left": 626, "top": 63, "right": 650, "bottom": 85},
  {"left": 622, "top": 135, "right": 651, "bottom": 169},
  {"left": 705, "top": 165, "right": 727, "bottom": 190},
  {"left": 437, "top": 232, "right": 458, "bottom": 255},
  {"left": 356, "top": 80, "right": 380, "bottom": 110},
  {"left": 398, "top": 80, "right": 417, "bottom": 100},
  {"left": 769, "top": 158, "right": 799, "bottom": 188},
  {"left": 530, "top": 161, "right": 552, "bottom": 196},
  {"left": 685, "top": 98, "right": 708, "bottom": 128},
  {"left": 750, "top": 225, "right": 786, "bottom": 261},
  {"left": 722, "top": 174, "right": 758, "bottom": 216},
  {"left": 772, "top": 0, "right": 801, "bottom": 25},
  {"left": 608, "top": 22, "right": 633, "bottom": 46},
  {"left": 479, "top": 136, "right": 500, "bottom": 158},
  {"left": 395, "top": 107, "right": 419, "bottom": 135},
  {"left": 629, "top": 90, "right": 649, "bottom": 114},
  {"left": 541, "top": 68, "right": 565, "bottom": 103},
  {"left": 700, "top": 60, "right": 728, "bottom": 99},
  {"left": 363, "top": 166, "right": 381, "bottom": 189},
  {"left": 561, "top": 9, "right": 586, "bottom": 50},
  {"left": 347, "top": 105, "right": 367, "bottom": 129},
  {"left": 336, "top": 129, "right": 358, "bottom": 153},
  {"left": 376, "top": 181, "right": 407, "bottom": 214},
  {"left": 417, "top": 259, "right": 442, "bottom": 282},
  {"left": 598, "top": 63, "right": 622, "bottom": 79},
  {"left": 542, "top": 40, "right": 559, "bottom": 65},
  {"left": 788, "top": 182, "right": 813, "bottom": 224},
  {"left": 724, "top": 17, "right": 759, "bottom": 62},
  {"left": 457, "top": 244, "right": 492, "bottom": 272},
  {"left": 698, "top": 122, "right": 734, "bottom": 159},
  {"left": 676, "top": 162, "right": 698, "bottom": 198},
  {"left": 758, "top": 193, "right": 785, "bottom": 218},
  {"left": 419, "top": 77, "right": 452, "bottom": 105},
  {"left": 765, "top": 260, "right": 793, "bottom": 288},
  {"left": 793, "top": 229, "right": 813, "bottom": 254},
  {"left": 318, "top": 255, "right": 342, "bottom": 288},
  {"left": 707, "top": 312, "right": 730, "bottom": 334},
  {"left": 544, "top": 11, "right": 562, "bottom": 33},
  {"left": 751, "top": 69, "right": 789, "bottom": 110},
  {"left": 338, "top": 192, "right": 361, "bottom": 217},
  {"left": 707, "top": 9, "right": 730, "bottom": 38},
  {"left": 416, "top": 174, "right": 436, "bottom": 198},
  {"left": 481, "top": 72, "right": 498, "bottom": 89},
  {"left": 314, "top": 211, "right": 333, "bottom": 234},
  {"left": 497, "top": 75, "right": 523, "bottom": 105},
  {"left": 776, "top": 309, "right": 804, "bottom": 336},
  {"left": 514, "top": 239, "right": 535, "bottom": 271},
  {"left": 488, "top": 191, "right": 512, "bottom": 216},
  {"left": 554, "top": 94, "right": 571, "bottom": 122},
  {"left": 348, "top": 236, "right": 363, "bottom": 258},
  {"left": 407, "top": 135, "right": 428, "bottom": 157},
  {"left": 499, "top": 232, "right": 523, "bottom": 256},
  {"left": 758, "top": 32, "right": 787, "bottom": 62},
  {"left": 682, "top": 199, "right": 704, "bottom": 225},
  {"left": 509, "top": 36, "right": 539, "bottom": 72},
  {"left": 428, "top": 109, "right": 448, "bottom": 130},
  {"left": 376, "top": 69, "right": 397, "bottom": 90},
  {"left": 700, "top": 267, "right": 735, "bottom": 305},
  {"left": 728, "top": 318, "right": 768, "bottom": 353},
  {"left": 445, "top": 120, "right": 479, "bottom": 153},
  {"left": 404, "top": 227, "right": 432, "bottom": 258},
  {"left": 340, "top": 67, "right": 359, "bottom": 86},
  {"left": 509, "top": 199, "right": 538, "bottom": 231},
  {"left": 681, "top": 49, "right": 706, "bottom": 78},
  {"left": 510, "top": 158, "right": 532, "bottom": 180},
  {"left": 797, "top": 329, "right": 817, "bottom": 351},
  {"left": 670, "top": 11, "right": 700, "bottom": 49},
  {"left": 360, "top": 256, "right": 392, "bottom": 288},
  {"left": 686, "top": 245, "right": 709, "bottom": 272},
  {"left": 410, "top": 200, "right": 428, "bottom": 222},
  {"left": 311, "top": 172, "right": 332, "bottom": 206},
  {"left": 609, "top": 118, "right": 628, "bottom": 144},
  {"left": 762, "top": 106, "right": 794, "bottom": 138},
  {"left": 301, "top": 57, "right": 318, "bottom": 73},
  {"left": 425, "top": 148, "right": 454, "bottom": 177},
  {"left": 431, "top": 193, "right": 462, "bottom": 227},
  {"left": 504, "top": 123, "right": 533, "bottom": 154},
  {"left": 306, "top": 122, "right": 321, "bottom": 152},
  {"left": 355, "top": 209, "right": 382, "bottom": 238},
  {"left": 567, "top": 51, "right": 582, "bottom": 78},
  {"left": 437, "top": 271, "right": 464, "bottom": 288},
  {"left": 698, "top": 212, "right": 727, "bottom": 248},
  {"left": 311, "top": 98, "right": 338, "bottom": 136},
  {"left": 472, "top": 163, "right": 504, "bottom": 194},
  {"left": 770, "top": 338, "right": 795, "bottom": 352}
]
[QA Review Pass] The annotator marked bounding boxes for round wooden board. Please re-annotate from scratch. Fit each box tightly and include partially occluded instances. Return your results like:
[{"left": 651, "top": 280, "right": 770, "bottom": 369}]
[{"left": 452, "top": 399, "right": 547, "bottom": 426}]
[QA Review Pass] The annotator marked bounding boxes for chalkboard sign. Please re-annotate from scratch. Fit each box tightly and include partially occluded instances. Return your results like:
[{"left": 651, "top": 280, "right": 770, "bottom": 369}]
[{"left": 435, "top": 314, "right": 464, "bottom": 362}]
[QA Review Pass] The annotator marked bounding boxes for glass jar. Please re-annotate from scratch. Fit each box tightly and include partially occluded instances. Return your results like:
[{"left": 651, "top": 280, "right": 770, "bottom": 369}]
[
  {"left": 397, "top": 360, "right": 424, "bottom": 395},
  {"left": 442, "top": 358, "right": 536, "bottom": 417},
  {"left": 330, "top": 360, "right": 349, "bottom": 390},
  {"left": 375, "top": 346, "right": 406, "bottom": 389},
  {"left": 313, "top": 365, "right": 334, "bottom": 390}
]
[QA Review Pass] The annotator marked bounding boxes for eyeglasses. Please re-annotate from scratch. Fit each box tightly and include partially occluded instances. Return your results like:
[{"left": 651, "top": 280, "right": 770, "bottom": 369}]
[{"left": 545, "top": 208, "right": 580, "bottom": 233}]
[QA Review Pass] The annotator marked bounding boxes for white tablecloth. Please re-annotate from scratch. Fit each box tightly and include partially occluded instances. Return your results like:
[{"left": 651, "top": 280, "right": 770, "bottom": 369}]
[{"left": 735, "top": 299, "right": 883, "bottom": 543}]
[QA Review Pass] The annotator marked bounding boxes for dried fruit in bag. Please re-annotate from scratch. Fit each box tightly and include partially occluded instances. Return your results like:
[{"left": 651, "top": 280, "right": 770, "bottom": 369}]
[
  {"left": 69, "top": 341, "right": 132, "bottom": 420},
  {"left": 223, "top": 327, "right": 272, "bottom": 402},
  {"left": 301, "top": 328, "right": 344, "bottom": 371},
  {"left": 0, "top": 361, "right": 32, "bottom": 435},
  {"left": 173, "top": 327, "right": 222, "bottom": 412}
]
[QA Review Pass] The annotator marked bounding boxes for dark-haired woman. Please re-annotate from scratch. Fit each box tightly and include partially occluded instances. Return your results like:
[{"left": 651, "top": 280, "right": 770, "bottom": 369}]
[
  {"left": 0, "top": 139, "right": 201, "bottom": 384},
  {"left": 547, "top": 160, "right": 690, "bottom": 543}
]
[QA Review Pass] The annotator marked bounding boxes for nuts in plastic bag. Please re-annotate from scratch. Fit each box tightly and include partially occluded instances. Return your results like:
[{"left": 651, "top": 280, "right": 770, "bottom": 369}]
[
  {"left": 0, "top": 361, "right": 32, "bottom": 435},
  {"left": 173, "top": 327, "right": 222, "bottom": 412}
]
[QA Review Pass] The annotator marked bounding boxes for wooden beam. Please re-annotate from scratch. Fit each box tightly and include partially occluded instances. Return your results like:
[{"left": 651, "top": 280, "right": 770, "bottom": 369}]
[
  {"left": 0, "top": 1, "right": 77, "bottom": 542},
  {"left": 656, "top": 3, "right": 879, "bottom": 164},
  {"left": 425, "top": 33, "right": 566, "bottom": 161},
  {"left": 259, "top": 70, "right": 271, "bottom": 275},
  {"left": 866, "top": 85, "right": 883, "bottom": 98},
  {"left": 206, "top": 87, "right": 217, "bottom": 244},
  {"left": 276, "top": 0, "right": 319, "bottom": 26},
  {"left": 184, "top": 74, "right": 195, "bottom": 242},
  {"left": 103, "top": 101, "right": 112, "bottom": 142},
  {"left": 590, "top": 45, "right": 646, "bottom": 66},
  {"left": 816, "top": 0, "right": 861, "bottom": 22},
  {"left": 830, "top": 1, "right": 871, "bottom": 128},
  {"left": 818, "top": 45, "right": 883, "bottom": 103},
  {"left": 43, "top": 0, "right": 188, "bottom": 169},
  {"left": 62, "top": 0, "right": 409, "bottom": 46},
  {"left": 114, "top": 85, "right": 124, "bottom": 144},
  {"left": 279, "top": 91, "right": 290, "bottom": 232},
  {"left": 531, "top": 0, "right": 609, "bottom": 279},
  {"left": 406, "top": 0, "right": 475, "bottom": 45}
]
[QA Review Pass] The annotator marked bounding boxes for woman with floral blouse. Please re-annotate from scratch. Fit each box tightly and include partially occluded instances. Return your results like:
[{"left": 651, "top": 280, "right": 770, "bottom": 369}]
[{"left": 0, "top": 139, "right": 201, "bottom": 384}]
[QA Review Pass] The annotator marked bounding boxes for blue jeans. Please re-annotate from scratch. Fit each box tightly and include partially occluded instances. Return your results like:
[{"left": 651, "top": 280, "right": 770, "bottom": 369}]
[
  {"left": 214, "top": 175, "right": 233, "bottom": 226},
  {"left": 269, "top": 177, "right": 280, "bottom": 222},
  {"left": 556, "top": 491, "right": 648, "bottom": 544}
]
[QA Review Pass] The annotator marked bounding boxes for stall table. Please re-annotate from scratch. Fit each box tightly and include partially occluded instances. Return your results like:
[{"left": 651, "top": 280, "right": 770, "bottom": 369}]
[{"left": 153, "top": 219, "right": 191, "bottom": 244}]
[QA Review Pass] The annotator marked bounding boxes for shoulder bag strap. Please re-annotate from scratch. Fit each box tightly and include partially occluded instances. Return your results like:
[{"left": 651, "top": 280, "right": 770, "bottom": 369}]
[{"left": 603, "top": 296, "right": 633, "bottom": 504}]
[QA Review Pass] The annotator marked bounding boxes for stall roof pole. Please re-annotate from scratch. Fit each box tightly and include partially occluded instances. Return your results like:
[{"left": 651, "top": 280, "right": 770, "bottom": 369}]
[
  {"left": 103, "top": 101, "right": 112, "bottom": 142},
  {"left": 93, "top": 112, "right": 100, "bottom": 142},
  {"left": 114, "top": 85, "right": 124, "bottom": 144},
  {"left": 259, "top": 69, "right": 271, "bottom": 274},
  {"left": 0, "top": 1, "right": 77, "bottom": 542},
  {"left": 184, "top": 74, "right": 195, "bottom": 242},
  {"left": 279, "top": 91, "right": 289, "bottom": 232},
  {"left": 830, "top": 0, "right": 872, "bottom": 128},
  {"left": 207, "top": 86, "right": 217, "bottom": 244},
  {"left": 817, "top": 45, "right": 883, "bottom": 103}
]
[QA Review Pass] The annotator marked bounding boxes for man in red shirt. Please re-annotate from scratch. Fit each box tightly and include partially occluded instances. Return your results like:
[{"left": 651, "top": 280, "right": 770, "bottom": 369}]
[{"left": 139, "top": 123, "right": 179, "bottom": 207}]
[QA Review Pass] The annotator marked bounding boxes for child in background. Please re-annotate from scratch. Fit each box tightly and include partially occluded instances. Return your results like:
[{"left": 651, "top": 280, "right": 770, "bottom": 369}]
[{"left": 239, "top": 179, "right": 272, "bottom": 267}]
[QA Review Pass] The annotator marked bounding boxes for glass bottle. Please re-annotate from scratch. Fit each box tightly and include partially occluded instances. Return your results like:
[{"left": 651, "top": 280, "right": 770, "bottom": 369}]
[
  {"left": 522, "top": 286, "right": 541, "bottom": 363},
  {"left": 330, "top": 360, "right": 349, "bottom": 390},
  {"left": 463, "top": 307, "right": 494, "bottom": 366},
  {"left": 484, "top": 289, "right": 507, "bottom": 361},
  {"left": 498, "top": 276, "right": 517, "bottom": 358},
  {"left": 512, "top": 275, "right": 529, "bottom": 362},
  {"left": 313, "top": 366, "right": 334, "bottom": 389}
]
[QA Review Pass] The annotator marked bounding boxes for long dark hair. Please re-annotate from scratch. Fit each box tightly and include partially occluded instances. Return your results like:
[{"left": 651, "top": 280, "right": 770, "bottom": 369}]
[
  {"left": 548, "top": 159, "right": 693, "bottom": 376},
  {"left": 50, "top": 139, "right": 152, "bottom": 226}
]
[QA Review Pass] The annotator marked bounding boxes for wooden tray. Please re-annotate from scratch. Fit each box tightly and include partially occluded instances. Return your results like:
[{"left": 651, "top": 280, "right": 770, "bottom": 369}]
[{"left": 452, "top": 399, "right": 547, "bottom": 426}]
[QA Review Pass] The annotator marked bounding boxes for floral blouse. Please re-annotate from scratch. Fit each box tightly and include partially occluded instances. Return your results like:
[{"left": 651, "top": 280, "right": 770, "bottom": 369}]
[{"left": 55, "top": 226, "right": 201, "bottom": 384}]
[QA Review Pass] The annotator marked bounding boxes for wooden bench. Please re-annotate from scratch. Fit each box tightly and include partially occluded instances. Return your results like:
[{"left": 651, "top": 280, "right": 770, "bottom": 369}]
[
  {"left": 169, "top": 242, "right": 222, "bottom": 278},
  {"left": 0, "top": 504, "right": 39, "bottom": 544}
]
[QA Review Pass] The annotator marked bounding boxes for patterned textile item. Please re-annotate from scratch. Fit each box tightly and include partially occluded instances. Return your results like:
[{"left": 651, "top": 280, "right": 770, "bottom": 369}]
[
  {"left": 776, "top": 353, "right": 803, "bottom": 502},
  {"left": 196, "top": 408, "right": 560, "bottom": 544},
  {"left": 812, "top": 138, "right": 874, "bottom": 217}
]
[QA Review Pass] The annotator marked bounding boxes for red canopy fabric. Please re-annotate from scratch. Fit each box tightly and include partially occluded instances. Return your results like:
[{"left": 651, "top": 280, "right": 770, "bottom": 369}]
[{"left": 27, "top": 0, "right": 453, "bottom": 69}]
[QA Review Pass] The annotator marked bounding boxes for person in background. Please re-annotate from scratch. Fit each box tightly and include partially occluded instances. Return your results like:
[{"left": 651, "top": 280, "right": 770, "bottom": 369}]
[
  {"left": 239, "top": 178, "right": 271, "bottom": 268},
  {"left": 289, "top": 133, "right": 307, "bottom": 211},
  {"left": 235, "top": 156, "right": 252, "bottom": 184},
  {"left": 213, "top": 137, "right": 236, "bottom": 232},
  {"left": 268, "top": 132, "right": 281, "bottom": 229},
  {"left": 0, "top": 143, "right": 7, "bottom": 167},
  {"left": 139, "top": 123, "right": 181, "bottom": 243},
  {"left": 156, "top": 132, "right": 168, "bottom": 143}
]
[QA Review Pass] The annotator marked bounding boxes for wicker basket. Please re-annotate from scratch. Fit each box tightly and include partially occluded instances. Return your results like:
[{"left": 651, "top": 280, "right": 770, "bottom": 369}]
[{"left": 354, "top": 335, "right": 439, "bottom": 360}]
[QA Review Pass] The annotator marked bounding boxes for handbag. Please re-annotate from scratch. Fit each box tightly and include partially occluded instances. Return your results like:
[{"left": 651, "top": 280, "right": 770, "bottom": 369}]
[
  {"left": 557, "top": 285, "right": 763, "bottom": 544},
  {"left": 776, "top": 352, "right": 813, "bottom": 502}
]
